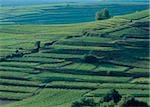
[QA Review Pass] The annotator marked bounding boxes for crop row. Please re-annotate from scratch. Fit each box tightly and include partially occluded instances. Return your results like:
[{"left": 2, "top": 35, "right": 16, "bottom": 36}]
[
  {"left": 0, "top": 78, "right": 41, "bottom": 87},
  {"left": 25, "top": 52, "right": 84, "bottom": 59},
  {"left": 57, "top": 37, "right": 114, "bottom": 46},
  {"left": 7, "top": 57, "right": 64, "bottom": 64},
  {"left": 36, "top": 61, "right": 72, "bottom": 68},
  {"left": 0, "top": 91, "right": 31, "bottom": 101},
  {"left": 62, "top": 63, "right": 128, "bottom": 72},
  {"left": 51, "top": 44, "right": 118, "bottom": 52},
  {"left": 86, "top": 88, "right": 149, "bottom": 97},
  {"left": 2, "top": 89, "right": 88, "bottom": 107},
  {"left": 0, "top": 66, "right": 40, "bottom": 74},
  {"left": 48, "top": 81, "right": 149, "bottom": 90},
  {"left": 131, "top": 77, "right": 149, "bottom": 84},
  {"left": 30, "top": 72, "right": 132, "bottom": 83},
  {"left": 0, "top": 61, "right": 38, "bottom": 68},
  {"left": 0, "top": 71, "right": 29, "bottom": 80}
]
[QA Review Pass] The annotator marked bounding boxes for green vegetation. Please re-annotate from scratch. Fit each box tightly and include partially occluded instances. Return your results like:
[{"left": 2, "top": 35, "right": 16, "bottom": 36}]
[
  {"left": 118, "top": 95, "right": 149, "bottom": 107},
  {"left": 7, "top": 57, "right": 64, "bottom": 64},
  {"left": 0, "top": 91, "right": 31, "bottom": 101},
  {"left": 71, "top": 89, "right": 149, "bottom": 107},
  {"left": 0, "top": 22, "right": 100, "bottom": 57},
  {"left": 87, "top": 89, "right": 149, "bottom": 97},
  {"left": 0, "top": 61, "right": 38, "bottom": 68},
  {"left": 131, "top": 77, "right": 150, "bottom": 84},
  {"left": 0, "top": 78, "right": 41, "bottom": 87},
  {"left": 3, "top": 89, "right": 88, "bottom": 107},
  {"left": 29, "top": 72, "right": 131, "bottom": 83},
  {"left": 121, "top": 9, "right": 149, "bottom": 20},
  {"left": 83, "top": 55, "right": 99, "bottom": 63},
  {"left": 0, "top": 85, "right": 37, "bottom": 93},
  {"left": 0, "top": 4, "right": 149, "bottom": 107}
]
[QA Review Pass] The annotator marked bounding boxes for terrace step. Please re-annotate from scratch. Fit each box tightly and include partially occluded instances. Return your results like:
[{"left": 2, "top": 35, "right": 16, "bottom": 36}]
[
  {"left": 45, "top": 84, "right": 97, "bottom": 90},
  {"left": 35, "top": 67, "right": 133, "bottom": 77},
  {"left": 57, "top": 41, "right": 115, "bottom": 47},
  {"left": 41, "top": 48, "right": 119, "bottom": 55}
]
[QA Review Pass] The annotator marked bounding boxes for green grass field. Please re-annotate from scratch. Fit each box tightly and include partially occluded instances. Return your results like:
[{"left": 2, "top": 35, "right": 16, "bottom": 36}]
[{"left": 0, "top": 6, "right": 149, "bottom": 107}]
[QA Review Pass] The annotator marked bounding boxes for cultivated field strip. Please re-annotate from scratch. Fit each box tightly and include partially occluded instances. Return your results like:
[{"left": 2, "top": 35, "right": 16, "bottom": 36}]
[
  {"left": 48, "top": 81, "right": 149, "bottom": 90},
  {"left": 6, "top": 57, "right": 65, "bottom": 64},
  {"left": 85, "top": 88, "right": 149, "bottom": 97}
]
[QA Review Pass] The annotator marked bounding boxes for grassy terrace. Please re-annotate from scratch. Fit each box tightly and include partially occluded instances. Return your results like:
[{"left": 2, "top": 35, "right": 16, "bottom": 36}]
[
  {"left": 36, "top": 61, "right": 72, "bottom": 68},
  {"left": 24, "top": 53, "right": 84, "bottom": 59},
  {"left": 0, "top": 9, "right": 149, "bottom": 107},
  {"left": 121, "top": 9, "right": 149, "bottom": 20},
  {"left": 0, "top": 62, "right": 39, "bottom": 68},
  {"left": 86, "top": 88, "right": 149, "bottom": 97},
  {"left": 61, "top": 63, "right": 129, "bottom": 72},
  {"left": 3, "top": 89, "right": 88, "bottom": 107},
  {"left": 0, "top": 85, "right": 37, "bottom": 93},
  {"left": 0, "top": 78, "right": 41, "bottom": 87},
  {"left": 0, "top": 66, "right": 39, "bottom": 74},
  {"left": 127, "top": 68, "right": 149, "bottom": 77},
  {"left": 30, "top": 72, "right": 131, "bottom": 83},
  {"left": 51, "top": 45, "right": 118, "bottom": 51},
  {"left": 7, "top": 57, "right": 65, "bottom": 64},
  {"left": 0, "top": 91, "right": 32, "bottom": 100},
  {"left": 0, "top": 21, "right": 100, "bottom": 57},
  {"left": 131, "top": 77, "right": 150, "bottom": 84},
  {"left": 49, "top": 81, "right": 149, "bottom": 90},
  {"left": 57, "top": 37, "right": 115, "bottom": 46},
  {"left": 0, "top": 71, "right": 29, "bottom": 80}
]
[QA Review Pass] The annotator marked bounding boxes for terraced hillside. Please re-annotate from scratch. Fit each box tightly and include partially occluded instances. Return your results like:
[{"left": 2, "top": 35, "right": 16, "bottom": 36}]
[{"left": 0, "top": 10, "right": 150, "bottom": 107}]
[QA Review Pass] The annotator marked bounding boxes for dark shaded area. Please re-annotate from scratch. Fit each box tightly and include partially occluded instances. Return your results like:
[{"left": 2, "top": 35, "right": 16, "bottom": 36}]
[{"left": 102, "top": 89, "right": 122, "bottom": 103}]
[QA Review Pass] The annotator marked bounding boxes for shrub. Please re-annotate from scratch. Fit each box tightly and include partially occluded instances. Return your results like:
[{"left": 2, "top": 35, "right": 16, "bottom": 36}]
[
  {"left": 81, "top": 97, "right": 97, "bottom": 107},
  {"left": 84, "top": 55, "right": 99, "bottom": 63},
  {"left": 102, "top": 89, "right": 122, "bottom": 103},
  {"left": 71, "top": 101, "right": 82, "bottom": 107},
  {"left": 95, "top": 8, "right": 110, "bottom": 20},
  {"left": 71, "top": 90, "right": 149, "bottom": 107},
  {"left": 71, "top": 97, "right": 97, "bottom": 107},
  {"left": 100, "top": 101, "right": 115, "bottom": 107},
  {"left": 118, "top": 96, "right": 149, "bottom": 107}
]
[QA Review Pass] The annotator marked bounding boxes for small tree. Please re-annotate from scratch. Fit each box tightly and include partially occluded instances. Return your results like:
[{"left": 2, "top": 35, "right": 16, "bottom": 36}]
[
  {"left": 95, "top": 8, "right": 110, "bottom": 20},
  {"left": 71, "top": 101, "right": 82, "bottom": 107}
]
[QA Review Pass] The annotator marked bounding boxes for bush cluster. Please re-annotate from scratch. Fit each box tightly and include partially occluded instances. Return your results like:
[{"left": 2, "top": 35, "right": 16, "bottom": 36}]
[
  {"left": 71, "top": 89, "right": 149, "bottom": 107},
  {"left": 83, "top": 55, "right": 99, "bottom": 63}
]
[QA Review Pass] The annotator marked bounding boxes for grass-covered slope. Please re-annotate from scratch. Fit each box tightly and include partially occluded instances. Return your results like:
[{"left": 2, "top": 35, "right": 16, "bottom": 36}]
[
  {"left": 0, "top": 22, "right": 100, "bottom": 57},
  {"left": 0, "top": 10, "right": 150, "bottom": 107},
  {"left": 0, "top": 2, "right": 148, "bottom": 24}
]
